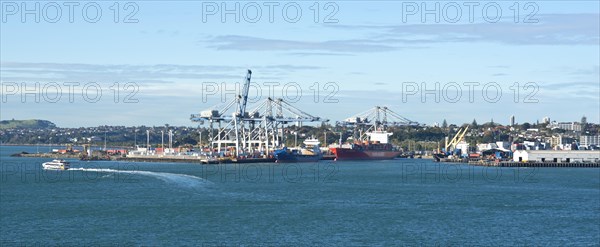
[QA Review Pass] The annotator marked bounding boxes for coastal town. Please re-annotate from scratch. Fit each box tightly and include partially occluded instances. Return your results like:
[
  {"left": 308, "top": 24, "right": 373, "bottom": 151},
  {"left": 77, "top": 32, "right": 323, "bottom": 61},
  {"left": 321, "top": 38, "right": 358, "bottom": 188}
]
[
  {"left": 3, "top": 115, "right": 599, "bottom": 166},
  {"left": 3, "top": 69, "right": 598, "bottom": 166}
]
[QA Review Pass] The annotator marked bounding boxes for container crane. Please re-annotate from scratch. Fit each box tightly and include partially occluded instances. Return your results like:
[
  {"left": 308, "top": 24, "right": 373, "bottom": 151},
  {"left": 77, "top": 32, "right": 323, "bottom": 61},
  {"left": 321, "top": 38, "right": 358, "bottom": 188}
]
[
  {"left": 238, "top": 69, "right": 252, "bottom": 117},
  {"left": 191, "top": 70, "right": 325, "bottom": 157},
  {"left": 341, "top": 106, "right": 418, "bottom": 141}
]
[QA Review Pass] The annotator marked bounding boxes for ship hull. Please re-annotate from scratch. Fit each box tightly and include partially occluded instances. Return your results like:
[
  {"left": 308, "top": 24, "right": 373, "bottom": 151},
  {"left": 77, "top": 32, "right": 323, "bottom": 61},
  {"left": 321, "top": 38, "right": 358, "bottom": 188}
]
[
  {"left": 275, "top": 155, "right": 321, "bottom": 163},
  {"left": 274, "top": 149, "right": 322, "bottom": 163},
  {"left": 330, "top": 148, "right": 400, "bottom": 161}
]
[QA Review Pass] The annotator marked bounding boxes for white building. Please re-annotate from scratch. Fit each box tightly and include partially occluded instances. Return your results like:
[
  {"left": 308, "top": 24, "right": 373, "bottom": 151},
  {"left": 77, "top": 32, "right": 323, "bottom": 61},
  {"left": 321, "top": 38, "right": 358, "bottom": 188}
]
[
  {"left": 478, "top": 142, "right": 511, "bottom": 152},
  {"left": 455, "top": 141, "right": 469, "bottom": 156},
  {"left": 522, "top": 141, "right": 547, "bottom": 150},
  {"left": 580, "top": 136, "right": 600, "bottom": 148},
  {"left": 548, "top": 121, "right": 582, "bottom": 131},
  {"left": 513, "top": 150, "right": 600, "bottom": 163}
]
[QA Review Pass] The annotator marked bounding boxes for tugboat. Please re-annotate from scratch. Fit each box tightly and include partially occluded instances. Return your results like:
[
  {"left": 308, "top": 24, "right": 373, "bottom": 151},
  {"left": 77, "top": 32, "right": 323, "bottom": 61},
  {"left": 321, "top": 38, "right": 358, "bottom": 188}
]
[{"left": 42, "top": 159, "right": 70, "bottom": 170}]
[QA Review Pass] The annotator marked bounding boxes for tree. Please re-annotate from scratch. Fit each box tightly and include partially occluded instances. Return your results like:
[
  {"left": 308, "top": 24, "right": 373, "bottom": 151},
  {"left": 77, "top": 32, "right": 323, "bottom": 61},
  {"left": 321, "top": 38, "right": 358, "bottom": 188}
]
[
  {"left": 442, "top": 119, "right": 448, "bottom": 130},
  {"left": 471, "top": 119, "right": 478, "bottom": 128},
  {"left": 482, "top": 131, "right": 494, "bottom": 143}
]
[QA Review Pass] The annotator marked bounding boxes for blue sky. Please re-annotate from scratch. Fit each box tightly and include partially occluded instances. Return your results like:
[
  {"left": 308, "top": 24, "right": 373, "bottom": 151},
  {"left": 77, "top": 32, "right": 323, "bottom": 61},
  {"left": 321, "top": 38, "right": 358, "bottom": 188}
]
[{"left": 1, "top": 1, "right": 598, "bottom": 127}]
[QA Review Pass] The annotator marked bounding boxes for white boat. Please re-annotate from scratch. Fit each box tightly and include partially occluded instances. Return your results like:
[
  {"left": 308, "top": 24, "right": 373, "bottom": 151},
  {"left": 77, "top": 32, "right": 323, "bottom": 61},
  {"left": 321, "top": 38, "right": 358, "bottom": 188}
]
[{"left": 42, "top": 159, "right": 70, "bottom": 170}]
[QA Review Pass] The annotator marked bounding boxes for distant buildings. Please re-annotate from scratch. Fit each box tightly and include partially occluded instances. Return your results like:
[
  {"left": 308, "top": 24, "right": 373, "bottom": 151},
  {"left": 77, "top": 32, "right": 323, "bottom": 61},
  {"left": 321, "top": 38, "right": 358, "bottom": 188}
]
[
  {"left": 580, "top": 136, "right": 600, "bottom": 149},
  {"left": 477, "top": 141, "right": 511, "bottom": 152},
  {"left": 517, "top": 141, "right": 548, "bottom": 150},
  {"left": 547, "top": 135, "right": 577, "bottom": 150},
  {"left": 542, "top": 117, "right": 551, "bottom": 124},
  {"left": 548, "top": 121, "right": 582, "bottom": 131},
  {"left": 548, "top": 135, "right": 562, "bottom": 148},
  {"left": 85, "top": 136, "right": 102, "bottom": 142}
]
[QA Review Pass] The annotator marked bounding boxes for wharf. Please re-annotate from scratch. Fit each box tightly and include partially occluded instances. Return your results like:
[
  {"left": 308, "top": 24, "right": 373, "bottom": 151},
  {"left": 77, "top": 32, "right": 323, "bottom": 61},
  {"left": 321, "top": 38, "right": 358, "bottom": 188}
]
[
  {"left": 11, "top": 152, "right": 80, "bottom": 158},
  {"left": 438, "top": 158, "right": 599, "bottom": 168},
  {"left": 322, "top": 155, "right": 336, "bottom": 160},
  {"left": 117, "top": 156, "right": 205, "bottom": 164},
  {"left": 117, "top": 156, "right": 276, "bottom": 164},
  {"left": 470, "top": 161, "right": 600, "bottom": 168},
  {"left": 16, "top": 151, "right": 336, "bottom": 164},
  {"left": 118, "top": 154, "right": 332, "bottom": 164},
  {"left": 232, "top": 157, "right": 276, "bottom": 163}
]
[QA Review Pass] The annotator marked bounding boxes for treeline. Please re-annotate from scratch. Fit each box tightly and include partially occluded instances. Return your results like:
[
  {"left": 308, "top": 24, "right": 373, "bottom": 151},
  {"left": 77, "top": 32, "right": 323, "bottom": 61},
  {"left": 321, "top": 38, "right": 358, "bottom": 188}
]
[
  {"left": 2, "top": 119, "right": 598, "bottom": 151},
  {"left": 0, "top": 119, "right": 56, "bottom": 129}
]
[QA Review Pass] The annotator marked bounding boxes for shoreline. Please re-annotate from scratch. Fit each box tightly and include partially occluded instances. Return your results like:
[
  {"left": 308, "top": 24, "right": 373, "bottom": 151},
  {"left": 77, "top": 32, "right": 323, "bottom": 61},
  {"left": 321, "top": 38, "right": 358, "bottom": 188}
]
[{"left": 1, "top": 143, "right": 133, "bottom": 148}]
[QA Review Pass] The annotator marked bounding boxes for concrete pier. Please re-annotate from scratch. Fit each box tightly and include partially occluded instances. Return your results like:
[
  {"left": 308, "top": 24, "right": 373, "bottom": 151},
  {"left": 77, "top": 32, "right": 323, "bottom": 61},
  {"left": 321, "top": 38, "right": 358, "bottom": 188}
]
[{"left": 469, "top": 160, "right": 600, "bottom": 168}]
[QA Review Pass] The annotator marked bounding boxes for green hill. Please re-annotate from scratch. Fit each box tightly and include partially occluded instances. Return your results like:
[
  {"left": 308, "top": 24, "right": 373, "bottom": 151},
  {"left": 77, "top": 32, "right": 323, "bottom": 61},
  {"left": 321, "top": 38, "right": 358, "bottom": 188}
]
[{"left": 0, "top": 119, "right": 56, "bottom": 129}]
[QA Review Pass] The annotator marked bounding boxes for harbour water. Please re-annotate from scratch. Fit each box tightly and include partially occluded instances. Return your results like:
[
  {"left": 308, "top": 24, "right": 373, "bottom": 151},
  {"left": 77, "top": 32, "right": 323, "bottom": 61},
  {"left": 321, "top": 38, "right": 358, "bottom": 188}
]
[{"left": 1, "top": 145, "right": 599, "bottom": 245}]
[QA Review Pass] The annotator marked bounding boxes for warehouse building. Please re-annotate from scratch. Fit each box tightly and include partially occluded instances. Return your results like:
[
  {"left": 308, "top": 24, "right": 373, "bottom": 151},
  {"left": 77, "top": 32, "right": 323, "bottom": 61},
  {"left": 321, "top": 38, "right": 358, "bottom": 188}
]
[{"left": 513, "top": 150, "right": 600, "bottom": 163}]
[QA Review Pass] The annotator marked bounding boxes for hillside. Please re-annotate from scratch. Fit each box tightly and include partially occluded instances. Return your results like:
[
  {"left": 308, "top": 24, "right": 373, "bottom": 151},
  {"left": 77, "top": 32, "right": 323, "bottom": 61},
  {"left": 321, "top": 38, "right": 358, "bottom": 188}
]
[{"left": 0, "top": 119, "right": 57, "bottom": 129}]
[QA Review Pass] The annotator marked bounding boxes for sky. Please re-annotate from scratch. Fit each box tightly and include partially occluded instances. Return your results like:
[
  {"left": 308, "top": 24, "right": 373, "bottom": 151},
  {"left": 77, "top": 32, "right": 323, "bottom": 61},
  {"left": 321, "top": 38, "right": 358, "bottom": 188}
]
[{"left": 1, "top": 0, "right": 599, "bottom": 127}]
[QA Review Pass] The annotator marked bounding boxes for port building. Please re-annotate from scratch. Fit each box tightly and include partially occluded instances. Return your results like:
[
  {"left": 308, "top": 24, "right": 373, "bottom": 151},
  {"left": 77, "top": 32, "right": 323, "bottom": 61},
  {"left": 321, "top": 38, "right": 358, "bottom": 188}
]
[{"left": 513, "top": 150, "right": 600, "bottom": 163}]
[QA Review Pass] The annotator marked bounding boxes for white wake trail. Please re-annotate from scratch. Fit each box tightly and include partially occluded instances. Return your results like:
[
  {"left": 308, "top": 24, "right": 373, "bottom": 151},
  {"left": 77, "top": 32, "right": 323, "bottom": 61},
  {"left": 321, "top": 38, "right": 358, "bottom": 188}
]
[{"left": 69, "top": 168, "right": 212, "bottom": 188}]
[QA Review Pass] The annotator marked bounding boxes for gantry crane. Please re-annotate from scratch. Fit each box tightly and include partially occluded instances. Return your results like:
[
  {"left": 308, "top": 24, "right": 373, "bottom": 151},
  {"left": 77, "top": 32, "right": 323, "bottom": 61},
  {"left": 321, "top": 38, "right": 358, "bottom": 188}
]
[
  {"left": 341, "top": 106, "right": 418, "bottom": 142},
  {"left": 191, "top": 70, "right": 324, "bottom": 157}
]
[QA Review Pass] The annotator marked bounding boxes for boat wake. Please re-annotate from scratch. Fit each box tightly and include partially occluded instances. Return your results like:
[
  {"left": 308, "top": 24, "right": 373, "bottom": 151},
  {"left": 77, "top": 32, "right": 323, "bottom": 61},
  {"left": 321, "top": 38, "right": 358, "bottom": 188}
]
[{"left": 69, "top": 168, "right": 212, "bottom": 188}]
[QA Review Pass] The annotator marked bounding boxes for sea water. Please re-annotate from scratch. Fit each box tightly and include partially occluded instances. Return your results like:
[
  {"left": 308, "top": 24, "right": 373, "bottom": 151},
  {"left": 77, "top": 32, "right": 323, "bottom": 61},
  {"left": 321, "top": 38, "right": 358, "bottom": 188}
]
[{"left": 1, "top": 146, "right": 598, "bottom": 245}]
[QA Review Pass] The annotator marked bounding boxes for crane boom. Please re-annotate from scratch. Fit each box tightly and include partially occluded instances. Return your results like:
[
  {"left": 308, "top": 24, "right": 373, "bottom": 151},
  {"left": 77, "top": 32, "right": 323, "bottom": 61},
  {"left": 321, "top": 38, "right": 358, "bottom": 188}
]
[
  {"left": 238, "top": 69, "right": 252, "bottom": 116},
  {"left": 445, "top": 126, "right": 469, "bottom": 151}
]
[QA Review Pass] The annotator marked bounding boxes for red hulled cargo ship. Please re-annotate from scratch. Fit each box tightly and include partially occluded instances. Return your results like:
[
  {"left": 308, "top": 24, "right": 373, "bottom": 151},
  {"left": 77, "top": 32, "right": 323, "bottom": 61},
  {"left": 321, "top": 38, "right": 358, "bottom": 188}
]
[{"left": 329, "top": 131, "right": 400, "bottom": 161}]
